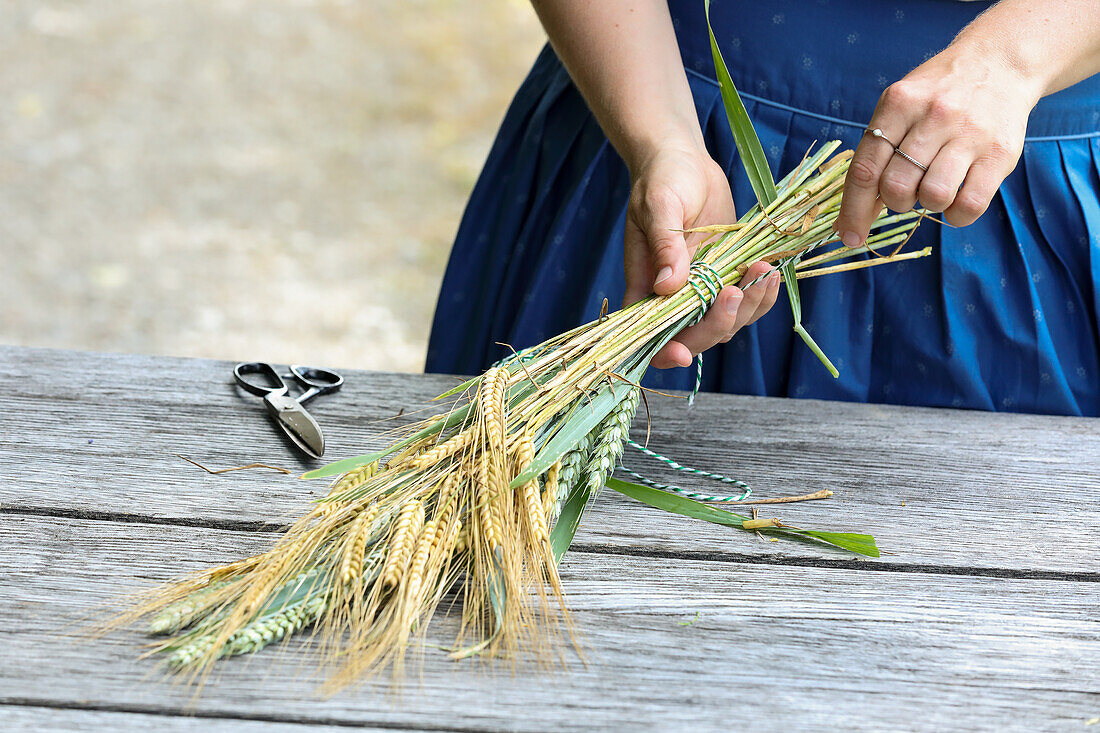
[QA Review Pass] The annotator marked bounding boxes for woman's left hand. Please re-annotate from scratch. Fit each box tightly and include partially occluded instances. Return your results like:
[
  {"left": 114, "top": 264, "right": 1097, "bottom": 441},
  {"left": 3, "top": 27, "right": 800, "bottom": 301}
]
[{"left": 835, "top": 38, "right": 1043, "bottom": 247}]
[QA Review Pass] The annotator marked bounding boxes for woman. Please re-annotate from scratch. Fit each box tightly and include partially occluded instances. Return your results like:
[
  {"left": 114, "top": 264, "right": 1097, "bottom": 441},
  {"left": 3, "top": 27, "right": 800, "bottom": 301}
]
[{"left": 426, "top": 0, "right": 1100, "bottom": 417}]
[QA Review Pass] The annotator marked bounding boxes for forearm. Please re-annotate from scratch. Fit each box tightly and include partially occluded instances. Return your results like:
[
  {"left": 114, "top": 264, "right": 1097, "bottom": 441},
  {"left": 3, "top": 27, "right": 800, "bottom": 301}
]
[
  {"left": 954, "top": 0, "right": 1100, "bottom": 99},
  {"left": 530, "top": 0, "right": 704, "bottom": 173}
]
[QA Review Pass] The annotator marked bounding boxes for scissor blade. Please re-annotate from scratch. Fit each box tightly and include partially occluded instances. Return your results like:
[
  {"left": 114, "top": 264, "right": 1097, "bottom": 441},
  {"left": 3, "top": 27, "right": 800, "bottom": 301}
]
[{"left": 263, "top": 393, "right": 325, "bottom": 458}]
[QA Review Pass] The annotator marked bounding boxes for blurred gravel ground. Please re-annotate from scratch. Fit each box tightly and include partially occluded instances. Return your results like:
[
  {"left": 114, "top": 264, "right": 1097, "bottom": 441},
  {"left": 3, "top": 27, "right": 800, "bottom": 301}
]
[{"left": 1, "top": 0, "right": 545, "bottom": 372}]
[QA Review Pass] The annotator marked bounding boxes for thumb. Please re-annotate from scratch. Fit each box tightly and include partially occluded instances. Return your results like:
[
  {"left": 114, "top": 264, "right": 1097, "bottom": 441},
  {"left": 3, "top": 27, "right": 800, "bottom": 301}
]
[
  {"left": 623, "top": 216, "right": 655, "bottom": 307},
  {"left": 641, "top": 190, "right": 691, "bottom": 296}
]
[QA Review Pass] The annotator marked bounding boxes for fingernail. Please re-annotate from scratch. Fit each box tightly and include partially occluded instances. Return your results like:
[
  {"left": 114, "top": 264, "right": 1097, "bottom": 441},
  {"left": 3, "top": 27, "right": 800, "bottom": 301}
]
[
  {"left": 654, "top": 266, "right": 673, "bottom": 286},
  {"left": 768, "top": 272, "right": 781, "bottom": 287},
  {"left": 725, "top": 291, "right": 740, "bottom": 315},
  {"left": 841, "top": 231, "right": 861, "bottom": 248}
]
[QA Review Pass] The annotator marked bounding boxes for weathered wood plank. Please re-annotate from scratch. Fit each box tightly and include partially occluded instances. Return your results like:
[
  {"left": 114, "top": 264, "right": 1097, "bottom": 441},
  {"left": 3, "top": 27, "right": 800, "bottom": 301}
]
[
  {"left": 3, "top": 515, "right": 1098, "bottom": 732},
  {"left": 1, "top": 705, "right": 383, "bottom": 732},
  {"left": 2, "top": 345, "right": 1098, "bottom": 573},
  {"left": 1, "top": 346, "right": 441, "bottom": 525}
]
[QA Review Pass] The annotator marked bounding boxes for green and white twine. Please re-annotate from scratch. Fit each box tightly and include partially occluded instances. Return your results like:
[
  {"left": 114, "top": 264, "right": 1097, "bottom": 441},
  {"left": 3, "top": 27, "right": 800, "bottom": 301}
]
[
  {"left": 582, "top": 381, "right": 754, "bottom": 505},
  {"left": 685, "top": 262, "right": 725, "bottom": 407},
  {"left": 620, "top": 437, "right": 752, "bottom": 503},
  {"left": 682, "top": 252, "right": 808, "bottom": 407},
  {"left": 508, "top": 266, "right": 759, "bottom": 507}
]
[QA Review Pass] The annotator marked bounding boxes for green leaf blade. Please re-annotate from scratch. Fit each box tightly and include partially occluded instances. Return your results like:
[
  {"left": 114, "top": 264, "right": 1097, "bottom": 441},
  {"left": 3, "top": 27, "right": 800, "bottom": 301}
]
[
  {"left": 705, "top": 0, "right": 777, "bottom": 208},
  {"left": 787, "top": 530, "right": 881, "bottom": 558},
  {"left": 607, "top": 477, "right": 879, "bottom": 557},
  {"left": 510, "top": 361, "right": 648, "bottom": 489},
  {"left": 432, "top": 375, "right": 480, "bottom": 401},
  {"left": 606, "top": 477, "right": 748, "bottom": 527},
  {"left": 301, "top": 403, "right": 472, "bottom": 480},
  {"left": 549, "top": 484, "right": 593, "bottom": 563},
  {"left": 707, "top": 0, "right": 839, "bottom": 379},
  {"left": 781, "top": 259, "right": 839, "bottom": 379},
  {"left": 793, "top": 324, "right": 840, "bottom": 379}
]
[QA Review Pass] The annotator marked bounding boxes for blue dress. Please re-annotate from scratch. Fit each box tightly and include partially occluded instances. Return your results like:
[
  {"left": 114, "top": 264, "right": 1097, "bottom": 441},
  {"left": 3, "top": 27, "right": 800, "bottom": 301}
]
[{"left": 426, "top": 0, "right": 1100, "bottom": 417}]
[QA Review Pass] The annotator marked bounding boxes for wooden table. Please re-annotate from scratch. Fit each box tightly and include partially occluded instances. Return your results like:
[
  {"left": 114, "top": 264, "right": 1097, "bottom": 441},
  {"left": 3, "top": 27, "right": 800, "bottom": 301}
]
[{"left": 2, "top": 345, "right": 1098, "bottom": 731}]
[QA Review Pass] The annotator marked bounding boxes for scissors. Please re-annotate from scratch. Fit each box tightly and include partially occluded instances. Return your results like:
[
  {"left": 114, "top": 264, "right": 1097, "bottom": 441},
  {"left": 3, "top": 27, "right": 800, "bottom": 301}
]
[{"left": 233, "top": 362, "right": 344, "bottom": 459}]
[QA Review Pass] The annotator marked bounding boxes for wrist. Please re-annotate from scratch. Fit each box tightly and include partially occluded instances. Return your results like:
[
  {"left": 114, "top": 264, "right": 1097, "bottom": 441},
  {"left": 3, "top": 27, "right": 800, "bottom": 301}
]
[
  {"left": 951, "top": 23, "right": 1048, "bottom": 105},
  {"left": 621, "top": 124, "right": 708, "bottom": 178}
]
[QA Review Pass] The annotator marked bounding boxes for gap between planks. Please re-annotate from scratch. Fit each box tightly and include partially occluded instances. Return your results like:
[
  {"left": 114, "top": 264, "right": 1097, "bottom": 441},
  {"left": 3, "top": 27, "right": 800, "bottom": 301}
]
[
  {"left": 0, "top": 699, "right": 483, "bottom": 732},
  {"left": 5, "top": 505, "right": 1098, "bottom": 585}
]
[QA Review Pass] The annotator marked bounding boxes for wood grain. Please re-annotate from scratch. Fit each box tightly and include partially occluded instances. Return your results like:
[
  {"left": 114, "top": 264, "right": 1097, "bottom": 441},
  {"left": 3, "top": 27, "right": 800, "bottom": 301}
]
[
  {"left": 3, "top": 515, "right": 1098, "bottom": 732},
  {"left": 0, "top": 705, "right": 376, "bottom": 732},
  {"left": 3, "top": 346, "right": 1097, "bottom": 574}
]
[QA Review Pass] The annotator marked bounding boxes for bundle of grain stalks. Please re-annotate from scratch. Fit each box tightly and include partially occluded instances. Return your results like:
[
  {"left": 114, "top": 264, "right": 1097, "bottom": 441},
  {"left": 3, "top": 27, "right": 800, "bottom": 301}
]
[
  {"left": 115, "top": 13, "right": 931, "bottom": 689},
  {"left": 115, "top": 138, "right": 926, "bottom": 690}
]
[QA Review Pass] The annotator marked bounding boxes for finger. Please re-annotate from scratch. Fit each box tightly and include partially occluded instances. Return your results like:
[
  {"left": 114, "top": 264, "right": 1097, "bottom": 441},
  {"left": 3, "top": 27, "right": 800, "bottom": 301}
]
[
  {"left": 917, "top": 142, "right": 971, "bottom": 213},
  {"left": 651, "top": 261, "right": 776, "bottom": 368},
  {"left": 639, "top": 189, "right": 691, "bottom": 296},
  {"left": 743, "top": 268, "right": 782, "bottom": 327},
  {"left": 663, "top": 286, "right": 743, "bottom": 357},
  {"left": 729, "top": 261, "right": 774, "bottom": 332},
  {"left": 835, "top": 130, "right": 899, "bottom": 248},
  {"left": 623, "top": 215, "right": 656, "bottom": 307},
  {"left": 670, "top": 260, "right": 775, "bottom": 357},
  {"left": 878, "top": 127, "right": 945, "bottom": 213},
  {"left": 943, "top": 158, "right": 1004, "bottom": 227},
  {"left": 651, "top": 340, "right": 694, "bottom": 370},
  {"left": 836, "top": 113, "right": 911, "bottom": 248}
]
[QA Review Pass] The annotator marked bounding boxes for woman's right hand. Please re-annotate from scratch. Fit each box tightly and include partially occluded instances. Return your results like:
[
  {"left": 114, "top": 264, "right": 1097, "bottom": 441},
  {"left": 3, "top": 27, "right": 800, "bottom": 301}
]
[
  {"left": 529, "top": 0, "right": 780, "bottom": 368},
  {"left": 623, "top": 144, "right": 782, "bottom": 370}
]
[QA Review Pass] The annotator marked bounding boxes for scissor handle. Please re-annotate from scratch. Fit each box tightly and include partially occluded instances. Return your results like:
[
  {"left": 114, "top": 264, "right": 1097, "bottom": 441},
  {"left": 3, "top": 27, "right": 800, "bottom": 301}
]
[
  {"left": 290, "top": 365, "right": 344, "bottom": 404},
  {"left": 233, "top": 362, "right": 289, "bottom": 397}
]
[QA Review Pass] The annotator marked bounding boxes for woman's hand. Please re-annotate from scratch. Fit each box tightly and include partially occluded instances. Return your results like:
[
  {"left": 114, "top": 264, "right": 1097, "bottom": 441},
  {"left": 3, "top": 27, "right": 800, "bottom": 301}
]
[
  {"left": 529, "top": 0, "right": 781, "bottom": 370},
  {"left": 623, "top": 144, "right": 781, "bottom": 370},
  {"left": 836, "top": 38, "right": 1041, "bottom": 245}
]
